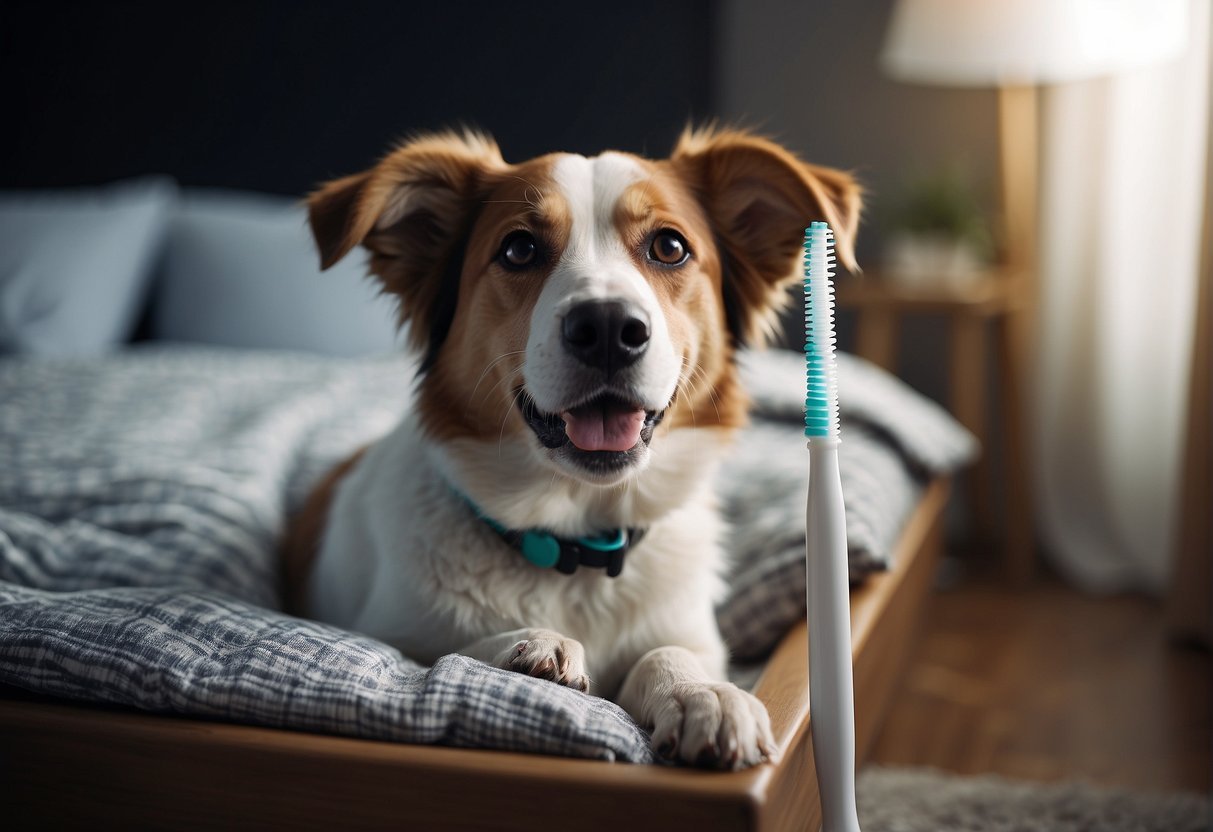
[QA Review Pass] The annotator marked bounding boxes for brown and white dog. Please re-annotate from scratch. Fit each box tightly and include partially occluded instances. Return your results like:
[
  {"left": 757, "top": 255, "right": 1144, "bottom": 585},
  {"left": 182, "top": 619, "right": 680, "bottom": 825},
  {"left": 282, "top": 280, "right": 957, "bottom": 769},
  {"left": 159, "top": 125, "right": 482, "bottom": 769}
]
[{"left": 282, "top": 127, "right": 860, "bottom": 769}]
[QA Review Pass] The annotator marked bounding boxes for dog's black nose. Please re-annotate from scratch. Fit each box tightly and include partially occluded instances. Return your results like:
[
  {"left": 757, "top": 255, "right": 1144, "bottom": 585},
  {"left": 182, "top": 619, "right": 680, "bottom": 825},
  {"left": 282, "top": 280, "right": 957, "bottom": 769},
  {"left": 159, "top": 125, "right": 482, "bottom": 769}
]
[{"left": 561, "top": 300, "right": 650, "bottom": 376}]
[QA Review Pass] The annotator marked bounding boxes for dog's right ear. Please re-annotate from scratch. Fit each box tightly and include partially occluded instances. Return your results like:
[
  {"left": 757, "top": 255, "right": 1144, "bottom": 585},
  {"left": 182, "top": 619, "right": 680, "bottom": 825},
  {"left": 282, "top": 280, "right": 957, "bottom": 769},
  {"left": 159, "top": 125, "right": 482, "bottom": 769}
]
[
  {"left": 306, "top": 131, "right": 506, "bottom": 354},
  {"left": 308, "top": 170, "right": 374, "bottom": 270}
]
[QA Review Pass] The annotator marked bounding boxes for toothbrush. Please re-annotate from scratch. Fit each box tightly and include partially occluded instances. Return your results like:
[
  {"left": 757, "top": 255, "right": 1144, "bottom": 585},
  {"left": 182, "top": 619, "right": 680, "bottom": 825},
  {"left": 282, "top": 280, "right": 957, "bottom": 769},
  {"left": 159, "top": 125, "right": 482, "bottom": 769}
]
[{"left": 804, "top": 222, "right": 862, "bottom": 832}]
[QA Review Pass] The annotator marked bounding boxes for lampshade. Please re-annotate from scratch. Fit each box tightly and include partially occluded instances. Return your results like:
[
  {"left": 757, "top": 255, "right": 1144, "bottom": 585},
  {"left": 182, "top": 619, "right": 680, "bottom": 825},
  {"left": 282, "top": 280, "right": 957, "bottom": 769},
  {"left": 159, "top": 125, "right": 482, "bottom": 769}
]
[{"left": 881, "top": 0, "right": 1189, "bottom": 87}]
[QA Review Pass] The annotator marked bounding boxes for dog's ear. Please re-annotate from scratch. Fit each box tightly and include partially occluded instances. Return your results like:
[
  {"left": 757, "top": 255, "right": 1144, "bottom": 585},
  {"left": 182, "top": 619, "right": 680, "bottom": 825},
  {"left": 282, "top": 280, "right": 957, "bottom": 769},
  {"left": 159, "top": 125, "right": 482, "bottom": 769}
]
[
  {"left": 306, "top": 130, "right": 506, "bottom": 357},
  {"left": 670, "top": 126, "right": 862, "bottom": 346}
]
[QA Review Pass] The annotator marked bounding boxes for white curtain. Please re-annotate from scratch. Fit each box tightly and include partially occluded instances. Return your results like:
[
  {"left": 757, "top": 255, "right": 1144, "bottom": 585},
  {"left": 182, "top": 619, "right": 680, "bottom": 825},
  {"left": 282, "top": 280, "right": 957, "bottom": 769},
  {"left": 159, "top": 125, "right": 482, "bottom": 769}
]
[{"left": 1035, "top": 1, "right": 1211, "bottom": 593}]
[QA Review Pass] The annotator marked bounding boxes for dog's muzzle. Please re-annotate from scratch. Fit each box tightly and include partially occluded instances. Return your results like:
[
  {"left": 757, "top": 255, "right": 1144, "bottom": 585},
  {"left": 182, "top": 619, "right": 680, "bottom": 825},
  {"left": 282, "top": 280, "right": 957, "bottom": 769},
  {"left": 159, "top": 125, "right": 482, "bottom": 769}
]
[{"left": 520, "top": 297, "right": 670, "bottom": 477}]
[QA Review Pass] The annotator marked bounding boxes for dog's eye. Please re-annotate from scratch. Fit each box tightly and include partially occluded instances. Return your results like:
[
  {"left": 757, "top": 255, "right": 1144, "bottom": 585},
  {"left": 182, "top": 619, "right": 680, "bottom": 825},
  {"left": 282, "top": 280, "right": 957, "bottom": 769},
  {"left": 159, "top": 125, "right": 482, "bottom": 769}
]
[
  {"left": 499, "top": 231, "right": 537, "bottom": 269},
  {"left": 648, "top": 231, "right": 689, "bottom": 266}
]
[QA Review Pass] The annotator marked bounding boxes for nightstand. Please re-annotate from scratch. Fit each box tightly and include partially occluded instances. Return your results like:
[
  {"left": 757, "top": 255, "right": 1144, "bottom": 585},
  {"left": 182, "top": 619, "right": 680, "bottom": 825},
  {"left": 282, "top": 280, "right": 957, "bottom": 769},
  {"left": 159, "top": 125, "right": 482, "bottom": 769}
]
[{"left": 836, "top": 270, "right": 1035, "bottom": 584}]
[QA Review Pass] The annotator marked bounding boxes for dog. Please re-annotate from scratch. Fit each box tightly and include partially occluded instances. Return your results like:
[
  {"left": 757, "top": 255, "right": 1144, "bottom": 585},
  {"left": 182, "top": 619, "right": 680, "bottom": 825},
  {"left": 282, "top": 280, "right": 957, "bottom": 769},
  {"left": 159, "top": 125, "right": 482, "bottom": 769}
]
[{"left": 282, "top": 126, "right": 860, "bottom": 770}]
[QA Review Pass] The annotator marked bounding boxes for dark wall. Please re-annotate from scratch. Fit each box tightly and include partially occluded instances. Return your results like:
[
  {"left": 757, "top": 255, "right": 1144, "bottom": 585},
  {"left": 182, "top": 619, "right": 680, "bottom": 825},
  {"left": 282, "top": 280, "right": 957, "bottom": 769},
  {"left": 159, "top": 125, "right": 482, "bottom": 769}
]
[{"left": 1, "top": 1, "right": 716, "bottom": 195}]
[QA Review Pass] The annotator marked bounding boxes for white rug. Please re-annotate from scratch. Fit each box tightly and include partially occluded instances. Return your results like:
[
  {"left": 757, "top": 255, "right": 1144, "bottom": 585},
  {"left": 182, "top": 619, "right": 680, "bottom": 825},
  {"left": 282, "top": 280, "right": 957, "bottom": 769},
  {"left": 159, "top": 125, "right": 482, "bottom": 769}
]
[{"left": 856, "top": 767, "right": 1210, "bottom": 832}]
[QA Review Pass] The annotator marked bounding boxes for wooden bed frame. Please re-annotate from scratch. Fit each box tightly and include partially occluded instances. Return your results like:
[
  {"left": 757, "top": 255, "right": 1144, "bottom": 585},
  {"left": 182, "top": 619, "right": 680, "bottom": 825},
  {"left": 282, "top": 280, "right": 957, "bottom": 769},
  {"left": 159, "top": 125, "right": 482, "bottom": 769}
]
[{"left": 1, "top": 478, "right": 949, "bottom": 831}]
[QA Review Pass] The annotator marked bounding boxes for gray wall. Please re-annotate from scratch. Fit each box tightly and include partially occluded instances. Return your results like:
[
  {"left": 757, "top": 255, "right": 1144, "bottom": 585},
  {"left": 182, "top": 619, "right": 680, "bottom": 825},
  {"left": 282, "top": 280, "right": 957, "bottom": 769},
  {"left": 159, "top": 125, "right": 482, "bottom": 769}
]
[{"left": 715, "top": 0, "right": 1001, "bottom": 406}]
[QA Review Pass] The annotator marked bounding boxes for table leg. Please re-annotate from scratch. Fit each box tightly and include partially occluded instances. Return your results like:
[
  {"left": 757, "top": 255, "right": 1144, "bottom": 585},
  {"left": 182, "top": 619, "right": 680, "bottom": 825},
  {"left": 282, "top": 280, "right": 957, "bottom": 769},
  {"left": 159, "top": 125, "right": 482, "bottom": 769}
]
[
  {"left": 996, "top": 308, "right": 1035, "bottom": 586},
  {"left": 949, "top": 314, "right": 994, "bottom": 545},
  {"left": 855, "top": 307, "right": 899, "bottom": 372}
]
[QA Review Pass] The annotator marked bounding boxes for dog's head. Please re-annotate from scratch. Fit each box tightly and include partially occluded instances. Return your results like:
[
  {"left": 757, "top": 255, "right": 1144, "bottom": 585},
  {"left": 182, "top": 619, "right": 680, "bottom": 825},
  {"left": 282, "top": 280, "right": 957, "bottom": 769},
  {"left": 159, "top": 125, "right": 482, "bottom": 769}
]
[{"left": 309, "top": 127, "right": 860, "bottom": 487}]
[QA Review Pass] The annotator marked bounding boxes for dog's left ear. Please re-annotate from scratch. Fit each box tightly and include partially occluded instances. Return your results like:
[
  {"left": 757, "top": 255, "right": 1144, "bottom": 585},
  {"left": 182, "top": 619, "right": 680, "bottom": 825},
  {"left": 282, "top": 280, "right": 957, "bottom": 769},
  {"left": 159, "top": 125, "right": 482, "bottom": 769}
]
[{"left": 670, "top": 127, "right": 862, "bottom": 345}]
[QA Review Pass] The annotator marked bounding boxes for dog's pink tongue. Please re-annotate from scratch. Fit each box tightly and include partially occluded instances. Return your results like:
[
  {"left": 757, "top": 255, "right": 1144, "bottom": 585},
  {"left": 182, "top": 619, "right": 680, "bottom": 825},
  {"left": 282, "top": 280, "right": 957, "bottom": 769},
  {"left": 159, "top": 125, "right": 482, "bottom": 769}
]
[{"left": 562, "top": 401, "right": 646, "bottom": 452}]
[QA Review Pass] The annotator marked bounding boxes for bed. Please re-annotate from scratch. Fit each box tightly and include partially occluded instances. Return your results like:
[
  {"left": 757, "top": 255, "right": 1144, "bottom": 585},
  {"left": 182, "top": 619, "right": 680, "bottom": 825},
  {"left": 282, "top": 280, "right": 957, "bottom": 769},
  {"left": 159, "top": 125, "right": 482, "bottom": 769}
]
[{"left": 0, "top": 183, "right": 975, "bottom": 830}]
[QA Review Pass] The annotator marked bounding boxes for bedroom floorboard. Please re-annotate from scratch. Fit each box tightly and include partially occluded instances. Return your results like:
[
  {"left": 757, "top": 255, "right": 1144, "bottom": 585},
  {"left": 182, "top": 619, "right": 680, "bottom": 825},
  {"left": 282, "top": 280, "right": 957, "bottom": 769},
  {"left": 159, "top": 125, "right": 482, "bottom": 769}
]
[{"left": 866, "top": 565, "right": 1212, "bottom": 794}]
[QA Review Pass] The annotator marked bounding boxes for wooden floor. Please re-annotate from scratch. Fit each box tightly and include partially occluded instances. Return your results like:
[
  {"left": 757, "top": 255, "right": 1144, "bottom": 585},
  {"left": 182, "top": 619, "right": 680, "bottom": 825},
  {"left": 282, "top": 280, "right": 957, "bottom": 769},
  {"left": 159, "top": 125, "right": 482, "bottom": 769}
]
[{"left": 866, "top": 563, "right": 1212, "bottom": 794}]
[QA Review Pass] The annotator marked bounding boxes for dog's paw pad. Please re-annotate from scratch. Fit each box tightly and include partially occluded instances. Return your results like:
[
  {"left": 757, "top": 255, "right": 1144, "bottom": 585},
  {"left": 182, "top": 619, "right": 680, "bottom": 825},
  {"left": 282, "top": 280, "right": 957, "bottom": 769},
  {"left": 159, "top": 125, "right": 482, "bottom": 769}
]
[
  {"left": 652, "top": 682, "right": 775, "bottom": 771},
  {"left": 497, "top": 632, "right": 589, "bottom": 692}
]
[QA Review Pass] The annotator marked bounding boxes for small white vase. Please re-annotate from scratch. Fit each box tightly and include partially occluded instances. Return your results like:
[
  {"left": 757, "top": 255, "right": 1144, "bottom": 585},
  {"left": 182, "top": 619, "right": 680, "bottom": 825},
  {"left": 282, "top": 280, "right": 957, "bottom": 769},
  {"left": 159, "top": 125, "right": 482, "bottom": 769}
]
[{"left": 883, "top": 232, "right": 984, "bottom": 288}]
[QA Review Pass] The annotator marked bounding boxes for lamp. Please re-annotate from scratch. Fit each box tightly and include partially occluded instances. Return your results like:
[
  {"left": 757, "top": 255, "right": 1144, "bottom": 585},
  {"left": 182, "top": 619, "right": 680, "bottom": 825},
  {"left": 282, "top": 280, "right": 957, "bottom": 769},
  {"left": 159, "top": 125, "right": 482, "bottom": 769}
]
[
  {"left": 879, "top": 0, "right": 1189, "bottom": 582},
  {"left": 881, "top": 0, "right": 1188, "bottom": 268}
]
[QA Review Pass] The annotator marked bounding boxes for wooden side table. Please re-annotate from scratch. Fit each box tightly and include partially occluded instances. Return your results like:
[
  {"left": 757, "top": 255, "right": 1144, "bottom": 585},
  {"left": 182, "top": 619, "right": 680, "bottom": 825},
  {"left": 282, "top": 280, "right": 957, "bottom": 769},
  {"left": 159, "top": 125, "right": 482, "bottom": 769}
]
[{"left": 836, "top": 270, "right": 1035, "bottom": 584}]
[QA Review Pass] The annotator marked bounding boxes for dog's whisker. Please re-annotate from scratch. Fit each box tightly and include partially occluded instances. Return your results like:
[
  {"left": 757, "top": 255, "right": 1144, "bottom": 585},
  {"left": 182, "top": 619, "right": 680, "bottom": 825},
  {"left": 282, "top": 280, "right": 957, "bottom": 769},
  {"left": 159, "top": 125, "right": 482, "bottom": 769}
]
[
  {"left": 681, "top": 390, "right": 699, "bottom": 428},
  {"left": 505, "top": 175, "right": 542, "bottom": 210},
  {"left": 482, "top": 369, "right": 525, "bottom": 406},
  {"left": 498, "top": 386, "right": 526, "bottom": 458},
  {"left": 467, "top": 351, "right": 527, "bottom": 411},
  {"left": 682, "top": 359, "right": 722, "bottom": 423},
  {"left": 692, "top": 363, "right": 724, "bottom": 423},
  {"left": 468, "top": 349, "right": 526, "bottom": 402},
  {"left": 698, "top": 382, "right": 724, "bottom": 424},
  {"left": 675, "top": 380, "right": 697, "bottom": 429},
  {"left": 476, "top": 373, "right": 527, "bottom": 426},
  {"left": 677, "top": 356, "right": 701, "bottom": 428}
]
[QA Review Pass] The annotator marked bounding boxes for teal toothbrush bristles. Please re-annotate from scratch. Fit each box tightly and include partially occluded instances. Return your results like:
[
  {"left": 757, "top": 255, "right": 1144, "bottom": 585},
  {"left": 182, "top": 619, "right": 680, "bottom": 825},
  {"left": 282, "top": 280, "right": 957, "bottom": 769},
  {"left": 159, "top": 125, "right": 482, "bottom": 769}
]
[{"left": 803, "top": 222, "right": 839, "bottom": 439}]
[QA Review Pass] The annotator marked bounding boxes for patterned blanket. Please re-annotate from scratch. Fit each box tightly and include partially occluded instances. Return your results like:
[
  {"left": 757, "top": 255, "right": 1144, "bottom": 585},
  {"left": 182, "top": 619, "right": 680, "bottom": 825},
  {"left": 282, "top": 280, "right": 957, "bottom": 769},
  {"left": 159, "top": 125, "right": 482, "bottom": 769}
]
[{"left": 0, "top": 346, "right": 974, "bottom": 761}]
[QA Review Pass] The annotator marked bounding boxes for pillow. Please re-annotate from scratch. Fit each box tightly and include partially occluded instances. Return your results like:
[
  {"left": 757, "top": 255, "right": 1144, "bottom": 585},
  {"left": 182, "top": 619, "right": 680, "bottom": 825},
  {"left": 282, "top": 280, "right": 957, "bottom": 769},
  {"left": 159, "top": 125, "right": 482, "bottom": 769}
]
[
  {"left": 0, "top": 177, "right": 177, "bottom": 356},
  {"left": 150, "top": 190, "right": 401, "bottom": 356}
]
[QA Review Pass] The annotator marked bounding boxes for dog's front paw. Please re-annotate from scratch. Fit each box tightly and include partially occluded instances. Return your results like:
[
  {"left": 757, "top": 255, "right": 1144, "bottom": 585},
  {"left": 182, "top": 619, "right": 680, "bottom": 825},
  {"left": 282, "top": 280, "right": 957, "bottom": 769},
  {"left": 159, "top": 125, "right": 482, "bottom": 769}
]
[
  {"left": 495, "top": 630, "right": 589, "bottom": 692},
  {"left": 651, "top": 682, "right": 776, "bottom": 770}
]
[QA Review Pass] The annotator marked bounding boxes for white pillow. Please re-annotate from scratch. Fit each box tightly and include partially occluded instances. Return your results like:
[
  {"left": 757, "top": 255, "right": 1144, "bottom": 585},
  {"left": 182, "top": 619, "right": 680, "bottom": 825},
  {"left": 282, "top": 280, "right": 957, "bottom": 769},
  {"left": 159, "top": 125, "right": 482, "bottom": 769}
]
[
  {"left": 0, "top": 177, "right": 177, "bottom": 355},
  {"left": 150, "top": 190, "right": 401, "bottom": 357}
]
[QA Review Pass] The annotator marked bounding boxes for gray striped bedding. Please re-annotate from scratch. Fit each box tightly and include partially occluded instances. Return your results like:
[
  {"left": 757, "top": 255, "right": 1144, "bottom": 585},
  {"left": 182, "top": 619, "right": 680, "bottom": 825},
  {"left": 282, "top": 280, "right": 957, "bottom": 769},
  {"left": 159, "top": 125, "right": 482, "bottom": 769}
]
[{"left": 0, "top": 346, "right": 975, "bottom": 762}]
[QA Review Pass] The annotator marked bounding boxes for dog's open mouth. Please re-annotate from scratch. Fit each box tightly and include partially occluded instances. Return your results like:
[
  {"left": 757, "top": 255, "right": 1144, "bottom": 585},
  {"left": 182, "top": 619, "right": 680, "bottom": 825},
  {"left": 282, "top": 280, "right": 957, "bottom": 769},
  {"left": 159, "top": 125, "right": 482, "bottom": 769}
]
[{"left": 520, "top": 391, "right": 664, "bottom": 454}]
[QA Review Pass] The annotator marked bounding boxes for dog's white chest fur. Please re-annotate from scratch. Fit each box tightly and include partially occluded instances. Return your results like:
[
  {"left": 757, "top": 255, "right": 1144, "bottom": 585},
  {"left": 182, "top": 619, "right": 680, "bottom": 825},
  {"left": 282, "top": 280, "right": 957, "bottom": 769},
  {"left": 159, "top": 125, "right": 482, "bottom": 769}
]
[{"left": 308, "top": 412, "right": 730, "bottom": 696}]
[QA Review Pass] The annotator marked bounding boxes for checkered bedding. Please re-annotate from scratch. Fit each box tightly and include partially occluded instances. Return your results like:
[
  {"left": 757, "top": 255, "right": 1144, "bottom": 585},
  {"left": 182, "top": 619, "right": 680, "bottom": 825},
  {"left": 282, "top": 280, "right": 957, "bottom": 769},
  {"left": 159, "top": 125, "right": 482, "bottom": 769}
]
[{"left": 0, "top": 346, "right": 974, "bottom": 762}]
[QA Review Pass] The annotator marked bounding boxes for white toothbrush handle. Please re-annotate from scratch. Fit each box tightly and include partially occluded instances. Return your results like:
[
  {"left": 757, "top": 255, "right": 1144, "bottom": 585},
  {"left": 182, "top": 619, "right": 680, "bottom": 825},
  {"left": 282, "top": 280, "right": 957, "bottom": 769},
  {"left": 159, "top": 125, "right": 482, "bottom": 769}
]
[{"left": 807, "top": 440, "right": 861, "bottom": 832}]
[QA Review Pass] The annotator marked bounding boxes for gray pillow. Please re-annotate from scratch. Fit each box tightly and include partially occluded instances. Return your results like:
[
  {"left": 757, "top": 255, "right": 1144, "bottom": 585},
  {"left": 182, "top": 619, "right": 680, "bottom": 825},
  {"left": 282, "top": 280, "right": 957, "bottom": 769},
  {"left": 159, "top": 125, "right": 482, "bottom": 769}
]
[
  {"left": 0, "top": 177, "right": 177, "bottom": 355},
  {"left": 150, "top": 190, "right": 401, "bottom": 356}
]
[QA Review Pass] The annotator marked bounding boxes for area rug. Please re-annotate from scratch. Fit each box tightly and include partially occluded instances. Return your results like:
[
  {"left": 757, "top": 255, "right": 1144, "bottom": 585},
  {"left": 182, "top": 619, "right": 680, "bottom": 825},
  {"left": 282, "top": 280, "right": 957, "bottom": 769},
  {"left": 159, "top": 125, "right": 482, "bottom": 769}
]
[{"left": 856, "top": 766, "right": 1210, "bottom": 832}]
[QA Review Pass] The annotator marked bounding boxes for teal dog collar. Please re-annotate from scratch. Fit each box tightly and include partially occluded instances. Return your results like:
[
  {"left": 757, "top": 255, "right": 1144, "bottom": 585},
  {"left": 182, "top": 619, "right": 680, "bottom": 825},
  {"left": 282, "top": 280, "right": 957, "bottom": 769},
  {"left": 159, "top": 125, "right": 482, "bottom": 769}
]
[{"left": 460, "top": 493, "right": 642, "bottom": 578}]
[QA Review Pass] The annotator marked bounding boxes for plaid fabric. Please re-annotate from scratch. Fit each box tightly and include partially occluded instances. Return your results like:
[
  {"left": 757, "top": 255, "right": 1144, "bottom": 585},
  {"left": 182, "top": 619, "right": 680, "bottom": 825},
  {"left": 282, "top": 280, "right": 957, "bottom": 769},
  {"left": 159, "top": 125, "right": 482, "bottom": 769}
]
[
  {"left": 0, "top": 585, "right": 651, "bottom": 761},
  {"left": 0, "top": 346, "right": 974, "bottom": 760}
]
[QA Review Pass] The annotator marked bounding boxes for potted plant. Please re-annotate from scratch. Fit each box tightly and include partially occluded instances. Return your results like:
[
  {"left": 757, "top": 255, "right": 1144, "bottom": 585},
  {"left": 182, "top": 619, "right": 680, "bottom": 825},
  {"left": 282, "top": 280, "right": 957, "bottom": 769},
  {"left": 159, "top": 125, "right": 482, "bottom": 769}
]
[{"left": 883, "top": 168, "right": 993, "bottom": 287}]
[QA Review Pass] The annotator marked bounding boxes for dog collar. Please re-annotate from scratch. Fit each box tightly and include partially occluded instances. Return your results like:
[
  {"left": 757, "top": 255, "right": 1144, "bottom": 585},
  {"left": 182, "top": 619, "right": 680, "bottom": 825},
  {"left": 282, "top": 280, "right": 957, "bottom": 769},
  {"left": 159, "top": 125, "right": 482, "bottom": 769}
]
[{"left": 458, "top": 491, "right": 643, "bottom": 578}]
